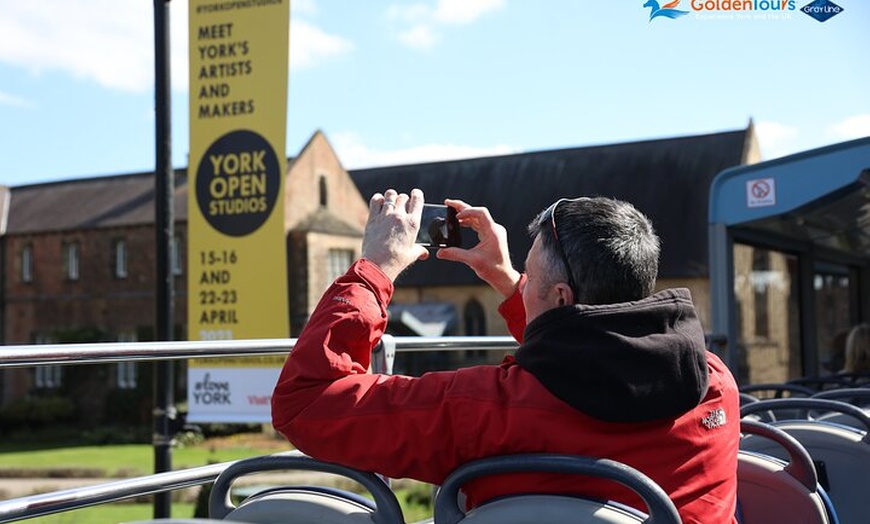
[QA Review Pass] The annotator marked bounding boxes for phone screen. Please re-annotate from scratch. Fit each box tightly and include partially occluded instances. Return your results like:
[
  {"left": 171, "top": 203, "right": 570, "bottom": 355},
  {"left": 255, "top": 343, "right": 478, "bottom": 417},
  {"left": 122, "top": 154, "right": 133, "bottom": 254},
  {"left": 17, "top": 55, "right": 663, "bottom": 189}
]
[{"left": 416, "top": 204, "right": 461, "bottom": 248}]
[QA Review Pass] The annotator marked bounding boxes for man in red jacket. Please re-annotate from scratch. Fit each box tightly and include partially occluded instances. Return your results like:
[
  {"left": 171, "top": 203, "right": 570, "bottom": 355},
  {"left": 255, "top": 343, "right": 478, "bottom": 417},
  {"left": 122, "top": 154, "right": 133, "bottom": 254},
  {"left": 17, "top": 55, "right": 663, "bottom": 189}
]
[{"left": 272, "top": 188, "right": 739, "bottom": 524}]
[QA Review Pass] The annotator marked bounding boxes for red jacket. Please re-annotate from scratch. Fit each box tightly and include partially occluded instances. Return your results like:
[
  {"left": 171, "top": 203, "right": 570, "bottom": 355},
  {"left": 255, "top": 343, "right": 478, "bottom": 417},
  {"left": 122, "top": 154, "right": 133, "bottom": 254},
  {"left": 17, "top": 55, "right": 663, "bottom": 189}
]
[{"left": 272, "top": 259, "right": 739, "bottom": 524}]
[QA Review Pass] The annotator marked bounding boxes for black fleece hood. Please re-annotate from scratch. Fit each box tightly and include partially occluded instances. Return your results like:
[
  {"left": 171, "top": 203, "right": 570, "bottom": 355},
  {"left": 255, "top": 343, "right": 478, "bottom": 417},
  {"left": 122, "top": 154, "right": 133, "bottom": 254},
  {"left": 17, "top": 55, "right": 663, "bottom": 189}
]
[{"left": 515, "top": 288, "right": 709, "bottom": 423}]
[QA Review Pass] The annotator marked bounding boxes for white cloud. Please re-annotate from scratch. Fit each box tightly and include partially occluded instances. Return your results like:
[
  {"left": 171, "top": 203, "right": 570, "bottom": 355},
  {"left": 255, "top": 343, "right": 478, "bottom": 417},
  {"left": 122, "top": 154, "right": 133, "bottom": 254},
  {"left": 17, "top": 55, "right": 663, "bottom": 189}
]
[
  {"left": 291, "top": 20, "right": 354, "bottom": 69},
  {"left": 434, "top": 0, "right": 505, "bottom": 25},
  {"left": 827, "top": 114, "right": 870, "bottom": 141},
  {"left": 754, "top": 120, "right": 800, "bottom": 160},
  {"left": 0, "top": 91, "right": 31, "bottom": 108},
  {"left": 331, "top": 131, "right": 517, "bottom": 169},
  {"left": 291, "top": 0, "right": 318, "bottom": 16},
  {"left": 0, "top": 1, "right": 351, "bottom": 94},
  {"left": 398, "top": 25, "right": 440, "bottom": 51},
  {"left": 387, "top": 0, "right": 504, "bottom": 50},
  {"left": 754, "top": 116, "right": 870, "bottom": 160},
  {"left": 386, "top": 4, "right": 433, "bottom": 23},
  {"left": 0, "top": 1, "right": 154, "bottom": 92}
]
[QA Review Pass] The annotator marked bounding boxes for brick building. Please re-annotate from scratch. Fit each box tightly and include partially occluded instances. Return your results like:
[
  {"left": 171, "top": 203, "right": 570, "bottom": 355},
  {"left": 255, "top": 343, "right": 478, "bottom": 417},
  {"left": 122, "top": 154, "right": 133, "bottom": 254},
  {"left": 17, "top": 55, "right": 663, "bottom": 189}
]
[
  {"left": 0, "top": 131, "right": 368, "bottom": 425},
  {"left": 0, "top": 125, "right": 759, "bottom": 425}
]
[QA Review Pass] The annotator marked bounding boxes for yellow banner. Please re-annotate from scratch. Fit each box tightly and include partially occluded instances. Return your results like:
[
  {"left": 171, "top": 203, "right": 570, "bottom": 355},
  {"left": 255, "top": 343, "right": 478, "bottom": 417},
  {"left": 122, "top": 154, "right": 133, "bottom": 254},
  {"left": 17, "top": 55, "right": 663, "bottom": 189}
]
[
  {"left": 187, "top": 0, "right": 290, "bottom": 342},
  {"left": 188, "top": 355, "right": 286, "bottom": 368}
]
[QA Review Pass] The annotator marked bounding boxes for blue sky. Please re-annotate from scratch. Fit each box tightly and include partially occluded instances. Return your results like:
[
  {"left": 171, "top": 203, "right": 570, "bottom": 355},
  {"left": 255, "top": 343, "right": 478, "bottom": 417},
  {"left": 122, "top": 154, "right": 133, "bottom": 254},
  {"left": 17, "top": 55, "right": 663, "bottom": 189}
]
[{"left": 0, "top": 0, "right": 867, "bottom": 187}]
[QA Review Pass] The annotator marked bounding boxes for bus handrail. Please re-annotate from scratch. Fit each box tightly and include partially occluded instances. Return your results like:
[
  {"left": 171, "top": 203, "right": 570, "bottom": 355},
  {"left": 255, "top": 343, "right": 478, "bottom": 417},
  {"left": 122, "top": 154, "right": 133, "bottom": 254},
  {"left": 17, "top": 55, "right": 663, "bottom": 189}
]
[
  {"left": 0, "top": 335, "right": 519, "bottom": 368},
  {"left": 0, "top": 460, "right": 236, "bottom": 522}
]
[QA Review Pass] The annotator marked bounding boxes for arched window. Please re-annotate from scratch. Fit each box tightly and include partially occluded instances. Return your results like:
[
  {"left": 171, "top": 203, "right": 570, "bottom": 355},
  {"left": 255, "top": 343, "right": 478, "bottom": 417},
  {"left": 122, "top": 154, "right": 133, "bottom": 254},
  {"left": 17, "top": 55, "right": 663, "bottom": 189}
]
[
  {"left": 464, "top": 299, "right": 488, "bottom": 361},
  {"left": 464, "top": 299, "right": 487, "bottom": 335},
  {"left": 21, "top": 244, "right": 33, "bottom": 283},
  {"left": 319, "top": 176, "right": 328, "bottom": 207}
]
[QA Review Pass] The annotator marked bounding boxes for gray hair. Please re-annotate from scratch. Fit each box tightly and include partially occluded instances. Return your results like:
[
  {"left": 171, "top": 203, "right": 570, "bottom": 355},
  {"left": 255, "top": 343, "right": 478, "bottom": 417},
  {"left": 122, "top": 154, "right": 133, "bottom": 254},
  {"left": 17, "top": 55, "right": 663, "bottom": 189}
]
[{"left": 528, "top": 196, "right": 661, "bottom": 305}]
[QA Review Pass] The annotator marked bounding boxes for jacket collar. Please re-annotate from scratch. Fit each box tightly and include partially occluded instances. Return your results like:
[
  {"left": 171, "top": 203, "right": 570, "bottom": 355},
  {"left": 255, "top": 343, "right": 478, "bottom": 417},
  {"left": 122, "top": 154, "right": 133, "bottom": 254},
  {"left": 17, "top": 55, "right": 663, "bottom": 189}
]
[{"left": 516, "top": 288, "right": 709, "bottom": 423}]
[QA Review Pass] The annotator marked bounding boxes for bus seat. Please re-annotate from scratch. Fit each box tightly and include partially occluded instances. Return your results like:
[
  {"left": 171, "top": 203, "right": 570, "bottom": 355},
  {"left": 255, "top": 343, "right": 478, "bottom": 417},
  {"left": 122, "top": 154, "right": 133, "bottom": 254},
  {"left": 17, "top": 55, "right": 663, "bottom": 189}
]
[
  {"left": 433, "top": 454, "right": 681, "bottom": 524},
  {"left": 222, "top": 487, "right": 380, "bottom": 523},
  {"left": 208, "top": 452, "right": 404, "bottom": 524},
  {"left": 738, "top": 419, "right": 832, "bottom": 524},
  {"left": 740, "top": 392, "right": 760, "bottom": 406},
  {"left": 742, "top": 399, "right": 870, "bottom": 523},
  {"left": 445, "top": 495, "right": 650, "bottom": 523},
  {"left": 122, "top": 521, "right": 249, "bottom": 524},
  {"left": 812, "top": 388, "right": 870, "bottom": 430},
  {"left": 739, "top": 383, "right": 816, "bottom": 399},
  {"left": 788, "top": 376, "right": 854, "bottom": 392},
  {"left": 739, "top": 384, "right": 817, "bottom": 422}
]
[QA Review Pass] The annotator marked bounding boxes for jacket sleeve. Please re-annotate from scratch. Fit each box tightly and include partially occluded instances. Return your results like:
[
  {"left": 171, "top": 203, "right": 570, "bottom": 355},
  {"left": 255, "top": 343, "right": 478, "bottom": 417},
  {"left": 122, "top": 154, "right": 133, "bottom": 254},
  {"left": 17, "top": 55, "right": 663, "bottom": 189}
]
[
  {"left": 270, "top": 259, "right": 471, "bottom": 484},
  {"left": 497, "top": 273, "right": 527, "bottom": 343}
]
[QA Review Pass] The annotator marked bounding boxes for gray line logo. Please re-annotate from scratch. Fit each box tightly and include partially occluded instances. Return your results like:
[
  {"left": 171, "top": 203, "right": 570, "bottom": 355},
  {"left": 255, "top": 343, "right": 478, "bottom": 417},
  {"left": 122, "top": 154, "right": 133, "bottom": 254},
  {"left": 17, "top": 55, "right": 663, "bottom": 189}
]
[{"left": 801, "top": 0, "right": 844, "bottom": 22}]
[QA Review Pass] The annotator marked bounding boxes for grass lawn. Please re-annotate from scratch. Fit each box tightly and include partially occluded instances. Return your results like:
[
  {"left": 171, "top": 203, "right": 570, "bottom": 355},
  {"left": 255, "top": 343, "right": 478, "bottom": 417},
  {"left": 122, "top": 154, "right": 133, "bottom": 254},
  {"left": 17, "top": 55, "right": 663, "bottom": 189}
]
[
  {"left": 0, "top": 433, "right": 289, "bottom": 477},
  {"left": 19, "top": 497, "right": 433, "bottom": 523},
  {"left": 0, "top": 433, "right": 435, "bottom": 522},
  {"left": 20, "top": 503, "right": 195, "bottom": 523}
]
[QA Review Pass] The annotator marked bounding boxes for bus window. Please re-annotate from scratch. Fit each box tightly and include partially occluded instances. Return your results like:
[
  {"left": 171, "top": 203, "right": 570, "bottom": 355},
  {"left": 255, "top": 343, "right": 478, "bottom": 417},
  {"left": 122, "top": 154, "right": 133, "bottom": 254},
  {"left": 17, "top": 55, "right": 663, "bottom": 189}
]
[
  {"left": 733, "top": 244, "right": 802, "bottom": 385},
  {"left": 814, "top": 270, "right": 852, "bottom": 375}
]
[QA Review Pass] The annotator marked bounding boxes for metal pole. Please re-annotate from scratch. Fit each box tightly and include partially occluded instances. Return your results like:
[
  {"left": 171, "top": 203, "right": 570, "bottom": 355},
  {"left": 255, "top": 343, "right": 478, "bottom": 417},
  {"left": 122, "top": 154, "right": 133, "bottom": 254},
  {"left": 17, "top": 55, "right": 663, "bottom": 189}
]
[
  {"left": 0, "top": 336, "right": 517, "bottom": 368},
  {"left": 153, "top": 0, "right": 174, "bottom": 518},
  {"left": 708, "top": 222, "right": 735, "bottom": 370}
]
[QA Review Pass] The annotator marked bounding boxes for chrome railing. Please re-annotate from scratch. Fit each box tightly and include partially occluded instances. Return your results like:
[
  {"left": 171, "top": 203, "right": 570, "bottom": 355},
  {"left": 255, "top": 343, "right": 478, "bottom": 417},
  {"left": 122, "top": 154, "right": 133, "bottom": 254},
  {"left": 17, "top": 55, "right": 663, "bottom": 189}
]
[
  {"left": 0, "top": 335, "right": 517, "bottom": 368},
  {"left": 0, "top": 336, "right": 519, "bottom": 522},
  {"left": 0, "top": 460, "right": 236, "bottom": 522}
]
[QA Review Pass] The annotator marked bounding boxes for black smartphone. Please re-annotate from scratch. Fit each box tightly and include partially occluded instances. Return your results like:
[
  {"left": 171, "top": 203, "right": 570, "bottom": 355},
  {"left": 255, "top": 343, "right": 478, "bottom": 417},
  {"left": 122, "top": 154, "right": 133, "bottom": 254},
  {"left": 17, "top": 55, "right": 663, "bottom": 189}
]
[{"left": 416, "top": 204, "right": 461, "bottom": 248}]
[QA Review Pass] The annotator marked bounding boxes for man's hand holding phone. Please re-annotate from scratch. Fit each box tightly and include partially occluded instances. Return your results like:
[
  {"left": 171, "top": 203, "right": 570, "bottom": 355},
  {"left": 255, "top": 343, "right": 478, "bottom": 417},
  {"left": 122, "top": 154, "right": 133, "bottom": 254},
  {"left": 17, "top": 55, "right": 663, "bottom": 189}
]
[
  {"left": 361, "top": 188, "right": 430, "bottom": 282},
  {"left": 360, "top": 189, "right": 517, "bottom": 295},
  {"left": 436, "top": 198, "right": 521, "bottom": 298},
  {"left": 416, "top": 204, "right": 461, "bottom": 249}
]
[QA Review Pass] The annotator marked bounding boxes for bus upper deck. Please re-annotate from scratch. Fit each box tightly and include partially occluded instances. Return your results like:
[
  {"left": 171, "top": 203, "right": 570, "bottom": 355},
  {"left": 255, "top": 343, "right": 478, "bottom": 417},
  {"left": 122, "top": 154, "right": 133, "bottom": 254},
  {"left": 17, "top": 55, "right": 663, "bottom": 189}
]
[{"left": 2, "top": 137, "right": 870, "bottom": 522}]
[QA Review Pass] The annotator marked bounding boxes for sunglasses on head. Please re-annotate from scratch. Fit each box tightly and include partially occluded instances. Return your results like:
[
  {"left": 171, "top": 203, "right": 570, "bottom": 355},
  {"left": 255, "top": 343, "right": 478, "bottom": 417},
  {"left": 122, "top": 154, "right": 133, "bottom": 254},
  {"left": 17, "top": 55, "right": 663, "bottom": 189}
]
[{"left": 546, "top": 198, "right": 582, "bottom": 300}]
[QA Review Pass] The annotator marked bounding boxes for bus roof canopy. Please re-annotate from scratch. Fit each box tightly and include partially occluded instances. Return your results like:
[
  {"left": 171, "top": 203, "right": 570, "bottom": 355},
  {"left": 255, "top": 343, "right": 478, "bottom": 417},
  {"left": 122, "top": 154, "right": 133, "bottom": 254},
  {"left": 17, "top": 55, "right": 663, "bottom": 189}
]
[{"left": 709, "top": 136, "right": 870, "bottom": 257}]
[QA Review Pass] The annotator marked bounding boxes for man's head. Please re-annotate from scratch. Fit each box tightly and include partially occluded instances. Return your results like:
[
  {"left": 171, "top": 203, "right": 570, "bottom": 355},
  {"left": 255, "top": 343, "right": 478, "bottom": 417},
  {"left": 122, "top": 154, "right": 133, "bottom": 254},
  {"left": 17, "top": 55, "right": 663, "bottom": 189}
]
[{"left": 522, "top": 196, "right": 660, "bottom": 319}]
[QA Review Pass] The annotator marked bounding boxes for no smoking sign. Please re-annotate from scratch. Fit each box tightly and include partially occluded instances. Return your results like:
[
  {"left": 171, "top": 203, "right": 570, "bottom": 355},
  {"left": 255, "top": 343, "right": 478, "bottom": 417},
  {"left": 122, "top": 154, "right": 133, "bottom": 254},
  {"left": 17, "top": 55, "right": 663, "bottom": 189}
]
[{"left": 746, "top": 177, "right": 776, "bottom": 208}]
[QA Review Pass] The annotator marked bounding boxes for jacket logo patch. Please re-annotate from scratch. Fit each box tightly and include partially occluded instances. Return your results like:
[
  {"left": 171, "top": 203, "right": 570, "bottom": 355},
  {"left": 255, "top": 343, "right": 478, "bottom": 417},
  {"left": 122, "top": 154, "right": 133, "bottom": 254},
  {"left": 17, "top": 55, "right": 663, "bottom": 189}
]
[{"left": 701, "top": 408, "right": 726, "bottom": 430}]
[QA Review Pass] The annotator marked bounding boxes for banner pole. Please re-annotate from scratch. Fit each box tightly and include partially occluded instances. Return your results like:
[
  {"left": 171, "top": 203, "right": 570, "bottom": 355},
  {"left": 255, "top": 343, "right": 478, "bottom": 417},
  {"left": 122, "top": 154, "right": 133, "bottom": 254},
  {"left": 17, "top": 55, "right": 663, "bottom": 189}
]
[{"left": 153, "top": 0, "right": 175, "bottom": 518}]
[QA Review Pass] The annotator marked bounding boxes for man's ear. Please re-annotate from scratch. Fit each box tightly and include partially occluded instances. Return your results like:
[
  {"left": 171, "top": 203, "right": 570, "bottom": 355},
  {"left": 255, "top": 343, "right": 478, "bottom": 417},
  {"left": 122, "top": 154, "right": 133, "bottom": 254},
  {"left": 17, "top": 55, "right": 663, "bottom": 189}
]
[{"left": 553, "top": 282, "right": 574, "bottom": 307}]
